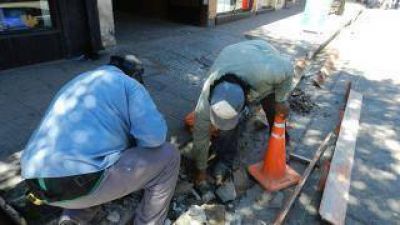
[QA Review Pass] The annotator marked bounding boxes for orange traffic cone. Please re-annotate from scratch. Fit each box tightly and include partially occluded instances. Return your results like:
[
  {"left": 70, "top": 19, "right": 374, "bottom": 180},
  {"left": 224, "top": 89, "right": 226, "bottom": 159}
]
[{"left": 248, "top": 114, "right": 300, "bottom": 192}]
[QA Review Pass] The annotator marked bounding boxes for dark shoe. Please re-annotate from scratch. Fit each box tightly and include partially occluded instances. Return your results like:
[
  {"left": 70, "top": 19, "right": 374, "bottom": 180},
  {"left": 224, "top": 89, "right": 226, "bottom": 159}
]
[
  {"left": 212, "top": 162, "right": 230, "bottom": 186},
  {"left": 195, "top": 181, "right": 216, "bottom": 202},
  {"left": 58, "top": 206, "right": 100, "bottom": 225}
]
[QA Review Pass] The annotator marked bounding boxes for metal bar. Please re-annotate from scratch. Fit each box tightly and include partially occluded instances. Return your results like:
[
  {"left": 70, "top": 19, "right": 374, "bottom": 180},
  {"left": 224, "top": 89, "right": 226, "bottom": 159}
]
[
  {"left": 273, "top": 131, "right": 335, "bottom": 225},
  {"left": 274, "top": 83, "right": 354, "bottom": 224},
  {"left": 289, "top": 153, "right": 317, "bottom": 166}
]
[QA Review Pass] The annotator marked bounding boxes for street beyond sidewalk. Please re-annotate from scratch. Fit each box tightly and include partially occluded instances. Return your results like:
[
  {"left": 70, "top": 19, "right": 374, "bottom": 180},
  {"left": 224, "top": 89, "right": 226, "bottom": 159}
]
[{"left": 332, "top": 9, "right": 400, "bottom": 225}]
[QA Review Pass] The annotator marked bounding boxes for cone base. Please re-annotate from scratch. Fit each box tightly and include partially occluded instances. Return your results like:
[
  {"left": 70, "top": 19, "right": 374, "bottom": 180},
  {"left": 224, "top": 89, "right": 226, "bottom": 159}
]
[{"left": 248, "top": 162, "right": 301, "bottom": 192}]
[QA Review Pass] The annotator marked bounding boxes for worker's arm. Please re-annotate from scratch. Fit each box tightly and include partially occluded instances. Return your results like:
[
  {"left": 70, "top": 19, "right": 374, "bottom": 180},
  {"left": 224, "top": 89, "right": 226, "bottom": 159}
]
[
  {"left": 192, "top": 90, "right": 212, "bottom": 184},
  {"left": 274, "top": 74, "right": 294, "bottom": 118},
  {"left": 128, "top": 83, "right": 167, "bottom": 148}
]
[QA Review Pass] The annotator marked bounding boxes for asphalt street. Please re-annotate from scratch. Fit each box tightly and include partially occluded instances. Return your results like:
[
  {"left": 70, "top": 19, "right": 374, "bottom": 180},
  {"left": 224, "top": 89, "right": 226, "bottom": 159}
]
[{"left": 335, "top": 9, "right": 400, "bottom": 225}]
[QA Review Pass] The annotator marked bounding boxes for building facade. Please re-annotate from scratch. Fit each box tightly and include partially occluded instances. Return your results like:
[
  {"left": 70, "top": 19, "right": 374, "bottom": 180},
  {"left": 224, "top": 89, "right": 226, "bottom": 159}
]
[{"left": 0, "top": 0, "right": 287, "bottom": 70}]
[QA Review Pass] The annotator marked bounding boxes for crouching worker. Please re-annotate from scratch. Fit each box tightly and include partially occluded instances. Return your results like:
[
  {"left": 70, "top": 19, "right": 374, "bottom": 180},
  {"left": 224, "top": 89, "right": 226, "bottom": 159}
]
[
  {"left": 191, "top": 40, "right": 294, "bottom": 187},
  {"left": 21, "top": 54, "right": 180, "bottom": 225}
]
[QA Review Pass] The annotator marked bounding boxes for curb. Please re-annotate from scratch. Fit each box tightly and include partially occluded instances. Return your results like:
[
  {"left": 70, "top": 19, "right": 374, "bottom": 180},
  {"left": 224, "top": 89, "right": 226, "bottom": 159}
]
[{"left": 307, "top": 9, "right": 364, "bottom": 61}]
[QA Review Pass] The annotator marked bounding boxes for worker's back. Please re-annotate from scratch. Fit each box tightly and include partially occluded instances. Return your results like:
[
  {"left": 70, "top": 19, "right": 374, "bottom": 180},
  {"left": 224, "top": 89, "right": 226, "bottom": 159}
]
[
  {"left": 206, "top": 40, "right": 294, "bottom": 102},
  {"left": 21, "top": 65, "right": 166, "bottom": 179}
]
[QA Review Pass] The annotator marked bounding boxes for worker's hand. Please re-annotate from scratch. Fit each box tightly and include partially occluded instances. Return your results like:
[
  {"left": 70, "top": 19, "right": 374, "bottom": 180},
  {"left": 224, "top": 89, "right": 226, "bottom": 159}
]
[
  {"left": 275, "top": 102, "right": 290, "bottom": 119},
  {"left": 194, "top": 169, "right": 207, "bottom": 186},
  {"left": 210, "top": 125, "right": 219, "bottom": 137}
]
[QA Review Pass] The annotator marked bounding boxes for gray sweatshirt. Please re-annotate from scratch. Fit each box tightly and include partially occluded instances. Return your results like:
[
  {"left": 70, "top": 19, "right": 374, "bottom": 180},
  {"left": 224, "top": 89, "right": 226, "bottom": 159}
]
[{"left": 193, "top": 40, "right": 294, "bottom": 170}]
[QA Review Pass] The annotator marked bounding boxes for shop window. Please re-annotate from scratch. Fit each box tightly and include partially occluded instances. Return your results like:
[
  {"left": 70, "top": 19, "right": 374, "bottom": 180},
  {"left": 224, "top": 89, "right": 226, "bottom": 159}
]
[
  {"left": 217, "top": 0, "right": 252, "bottom": 14},
  {"left": 218, "top": 0, "right": 238, "bottom": 13},
  {"left": 256, "top": 0, "right": 273, "bottom": 9},
  {"left": 0, "top": 0, "right": 52, "bottom": 33}
]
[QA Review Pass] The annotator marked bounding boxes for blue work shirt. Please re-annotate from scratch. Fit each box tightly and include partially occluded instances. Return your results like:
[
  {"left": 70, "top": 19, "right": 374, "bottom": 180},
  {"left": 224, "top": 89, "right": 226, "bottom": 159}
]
[{"left": 21, "top": 65, "right": 167, "bottom": 179}]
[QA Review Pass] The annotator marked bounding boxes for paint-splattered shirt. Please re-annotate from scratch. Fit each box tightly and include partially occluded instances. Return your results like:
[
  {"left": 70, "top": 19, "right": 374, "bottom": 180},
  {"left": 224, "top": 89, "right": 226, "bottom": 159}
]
[{"left": 21, "top": 65, "right": 167, "bottom": 178}]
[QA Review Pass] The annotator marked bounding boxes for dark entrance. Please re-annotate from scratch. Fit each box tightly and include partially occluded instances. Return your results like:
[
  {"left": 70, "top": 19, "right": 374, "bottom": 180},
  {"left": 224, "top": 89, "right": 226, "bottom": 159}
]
[{"left": 113, "top": 0, "right": 205, "bottom": 27}]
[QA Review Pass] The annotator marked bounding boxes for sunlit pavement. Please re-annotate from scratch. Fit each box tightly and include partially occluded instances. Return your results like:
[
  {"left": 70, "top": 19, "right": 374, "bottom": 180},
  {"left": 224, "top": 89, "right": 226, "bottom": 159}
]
[{"left": 334, "top": 9, "right": 400, "bottom": 225}]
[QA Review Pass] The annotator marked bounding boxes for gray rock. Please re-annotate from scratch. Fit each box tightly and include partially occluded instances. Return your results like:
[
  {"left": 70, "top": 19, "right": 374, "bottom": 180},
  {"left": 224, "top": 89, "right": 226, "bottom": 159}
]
[
  {"left": 225, "top": 211, "right": 242, "bottom": 225},
  {"left": 172, "top": 201, "right": 185, "bottom": 215},
  {"left": 202, "top": 191, "right": 216, "bottom": 203},
  {"left": 216, "top": 181, "right": 237, "bottom": 203},
  {"left": 227, "top": 203, "right": 235, "bottom": 210},
  {"left": 233, "top": 168, "right": 252, "bottom": 196},
  {"left": 174, "top": 181, "right": 194, "bottom": 196},
  {"left": 174, "top": 205, "right": 208, "bottom": 225},
  {"left": 256, "top": 192, "right": 273, "bottom": 207},
  {"left": 270, "top": 192, "right": 285, "bottom": 209},
  {"left": 203, "top": 204, "right": 225, "bottom": 225},
  {"left": 106, "top": 211, "right": 120, "bottom": 223},
  {"left": 165, "top": 218, "right": 172, "bottom": 225}
]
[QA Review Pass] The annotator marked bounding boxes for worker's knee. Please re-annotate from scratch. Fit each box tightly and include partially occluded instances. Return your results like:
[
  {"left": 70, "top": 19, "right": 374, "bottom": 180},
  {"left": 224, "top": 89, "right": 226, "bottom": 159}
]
[{"left": 161, "top": 143, "right": 181, "bottom": 169}]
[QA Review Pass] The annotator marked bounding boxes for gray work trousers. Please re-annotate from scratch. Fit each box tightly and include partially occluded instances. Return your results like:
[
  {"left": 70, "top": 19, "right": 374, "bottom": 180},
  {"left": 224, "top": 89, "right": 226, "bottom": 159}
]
[
  {"left": 50, "top": 143, "right": 180, "bottom": 225},
  {"left": 211, "top": 93, "right": 290, "bottom": 170}
]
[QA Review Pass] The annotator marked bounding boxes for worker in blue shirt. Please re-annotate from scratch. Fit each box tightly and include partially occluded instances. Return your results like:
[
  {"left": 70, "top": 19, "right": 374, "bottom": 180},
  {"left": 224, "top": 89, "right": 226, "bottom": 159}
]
[{"left": 21, "top": 54, "right": 180, "bottom": 225}]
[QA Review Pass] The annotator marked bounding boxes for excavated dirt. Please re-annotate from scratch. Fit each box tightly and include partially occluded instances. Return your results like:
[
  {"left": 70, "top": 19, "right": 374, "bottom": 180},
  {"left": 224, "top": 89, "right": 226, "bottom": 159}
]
[{"left": 289, "top": 89, "right": 318, "bottom": 115}]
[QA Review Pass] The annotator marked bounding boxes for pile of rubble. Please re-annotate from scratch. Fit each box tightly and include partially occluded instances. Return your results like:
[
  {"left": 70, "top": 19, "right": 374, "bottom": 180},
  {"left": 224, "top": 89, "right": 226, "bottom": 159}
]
[{"left": 288, "top": 89, "right": 317, "bottom": 115}]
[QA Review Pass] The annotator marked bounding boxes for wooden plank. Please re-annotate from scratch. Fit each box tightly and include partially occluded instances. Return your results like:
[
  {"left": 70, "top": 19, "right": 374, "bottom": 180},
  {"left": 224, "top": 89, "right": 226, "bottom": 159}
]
[
  {"left": 319, "top": 89, "right": 363, "bottom": 225},
  {"left": 273, "top": 131, "right": 335, "bottom": 225}
]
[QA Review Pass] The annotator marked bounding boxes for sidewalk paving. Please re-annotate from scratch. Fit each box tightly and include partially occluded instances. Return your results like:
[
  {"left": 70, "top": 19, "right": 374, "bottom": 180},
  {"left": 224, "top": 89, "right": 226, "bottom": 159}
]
[{"left": 246, "top": 2, "right": 363, "bottom": 60}]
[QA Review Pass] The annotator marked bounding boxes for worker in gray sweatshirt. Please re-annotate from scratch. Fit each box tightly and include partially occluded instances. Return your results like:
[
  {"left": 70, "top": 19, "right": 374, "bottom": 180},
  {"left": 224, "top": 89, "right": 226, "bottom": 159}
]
[{"left": 191, "top": 40, "right": 295, "bottom": 187}]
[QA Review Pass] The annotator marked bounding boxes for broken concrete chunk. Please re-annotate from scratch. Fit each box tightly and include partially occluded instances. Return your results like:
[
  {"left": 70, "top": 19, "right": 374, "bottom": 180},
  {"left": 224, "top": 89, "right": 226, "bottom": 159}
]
[
  {"left": 175, "top": 181, "right": 194, "bottom": 196},
  {"left": 202, "top": 191, "right": 216, "bottom": 203},
  {"left": 173, "top": 205, "right": 208, "bottom": 225},
  {"left": 233, "top": 168, "right": 252, "bottom": 196},
  {"left": 216, "top": 181, "right": 237, "bottom": 203},
  {"left": 203, "top": 204, "right": 225, "bottom": 225},
  {"left": 225, "top": 211, "right": 242, "bottom": 225},
  {"left": 165, "top": 218, "right": 172, "bottom": 225},
  {"left": 172, "top": 201, "right": 186, "bottom": 216},
  {"left": 255, "top": 192, "right": 273, "bottom": 207}
]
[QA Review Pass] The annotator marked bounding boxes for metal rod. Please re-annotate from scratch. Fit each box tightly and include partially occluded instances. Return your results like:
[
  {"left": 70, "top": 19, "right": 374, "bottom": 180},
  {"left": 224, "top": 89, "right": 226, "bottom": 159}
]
[
  {"left": 273, "top": 131, "right": 335, "bottom": 225},
  {"left": 289, "top": 153, "right": 317, "bottom": 166}
]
